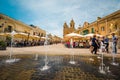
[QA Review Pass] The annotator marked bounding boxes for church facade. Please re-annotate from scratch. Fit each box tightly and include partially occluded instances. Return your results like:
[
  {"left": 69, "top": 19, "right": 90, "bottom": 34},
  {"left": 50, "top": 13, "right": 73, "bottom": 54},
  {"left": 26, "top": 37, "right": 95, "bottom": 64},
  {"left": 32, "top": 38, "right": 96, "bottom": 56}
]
[{"left": 63, "top": 19, "right": 76, "bottom": 37}]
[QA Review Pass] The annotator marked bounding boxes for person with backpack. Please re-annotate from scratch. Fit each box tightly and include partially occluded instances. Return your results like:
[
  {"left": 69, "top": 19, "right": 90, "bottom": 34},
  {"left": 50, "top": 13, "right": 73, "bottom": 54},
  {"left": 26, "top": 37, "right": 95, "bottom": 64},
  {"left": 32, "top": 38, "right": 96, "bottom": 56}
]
[
  {"left": 104, "top": 36, "right": 109, "bottom": 53},
  {"left": 91, "top": 35, "right": 99, "bottom": 54},
  {"left": 112, "top": 33, "right": 118, "bottom": 54}
]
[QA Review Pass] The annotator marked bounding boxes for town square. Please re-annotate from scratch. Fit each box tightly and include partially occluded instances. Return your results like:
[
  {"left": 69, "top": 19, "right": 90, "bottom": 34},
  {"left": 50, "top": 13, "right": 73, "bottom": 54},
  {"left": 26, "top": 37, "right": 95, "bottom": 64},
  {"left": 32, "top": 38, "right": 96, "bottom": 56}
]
[{"left": 0, "top": 0, "right": 120, "bottom": 80}]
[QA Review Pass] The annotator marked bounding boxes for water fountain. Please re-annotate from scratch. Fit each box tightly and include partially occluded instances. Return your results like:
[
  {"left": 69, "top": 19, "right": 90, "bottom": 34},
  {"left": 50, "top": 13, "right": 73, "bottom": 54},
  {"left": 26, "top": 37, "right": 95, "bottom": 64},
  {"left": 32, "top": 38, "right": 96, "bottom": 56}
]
[
  {"left": 98, "top": 48, "right": 110, "bottom": 74},
  {"left": 69, "top": 38, "right": 76, "bottom": 64},
  {"left": 5, "top": 31, "right": 20, "bottom": 63},
  {"left": 40, "top": 34, "right": 50, "bottom": 71},
  {"left": 34, "top": 54, "right": 38, "bottom": 60},
  {"left": 108, "top": 42, "right": 119, "bottom": 66},
  {"left": 99, "top": 49, "right": 106, "bottom": 74},
  {"left": 111, "top": 52, "right": 119, "bottom": 66}
]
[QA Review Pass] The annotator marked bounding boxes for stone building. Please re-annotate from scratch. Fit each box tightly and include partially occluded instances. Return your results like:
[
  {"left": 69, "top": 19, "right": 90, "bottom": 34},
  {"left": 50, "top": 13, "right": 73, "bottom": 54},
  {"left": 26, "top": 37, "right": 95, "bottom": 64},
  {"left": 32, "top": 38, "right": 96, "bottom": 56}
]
[
  {"left": 63, "top": 10, "right": 120, "bottom": 37},
  {"left": 76, "top": 10, "right": 120, "bottom": 37},
  {"left": 0, "top": 13, "right": 46, "bottom": 41},
  {"left": 63, "top": 19, "right": 76, "bottom": 37},
  {"left": 30, "top": 25, "right": 46, "bottom": 37},
  {"left": 63, "top": 10, "right": 120, "bottom": 48}
]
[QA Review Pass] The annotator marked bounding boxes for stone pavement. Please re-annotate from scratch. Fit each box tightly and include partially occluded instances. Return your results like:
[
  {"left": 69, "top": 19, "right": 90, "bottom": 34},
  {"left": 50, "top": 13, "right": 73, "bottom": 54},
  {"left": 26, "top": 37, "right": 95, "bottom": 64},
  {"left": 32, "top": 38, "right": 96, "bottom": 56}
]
[
  {"left": 0, "top": 43, "right": 120, "bottom": 80},
  {"left": 0, "top": 43, "right": 120, "bottom": 57}
]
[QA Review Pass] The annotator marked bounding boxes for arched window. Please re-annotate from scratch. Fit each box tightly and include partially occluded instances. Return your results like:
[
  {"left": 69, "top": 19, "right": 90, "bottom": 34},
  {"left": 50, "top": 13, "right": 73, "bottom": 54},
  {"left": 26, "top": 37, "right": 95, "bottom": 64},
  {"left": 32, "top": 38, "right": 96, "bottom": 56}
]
[
  {"left": 83, "top": 30, "right": 89, "bottom": 35},
  {"left": 38, "top": 33, "right": 40, "bottom": 36},
  {"left": 41, "top": 33, "right": 43, "bottom": 37},
  {"left": 8, "top": 26, "right": 12, "bottom": 32},
  {"left": 33, "top": 32, "right": 35, "bottom": 35},
  {"left": 101, "top": 27, "right": 104, "bottom": 31},
  {"left": 91, "top": 28, "right": 94, "bottom": 33},
  {"left": 4, "top": 25, "right": 12, "bottom": 32}
]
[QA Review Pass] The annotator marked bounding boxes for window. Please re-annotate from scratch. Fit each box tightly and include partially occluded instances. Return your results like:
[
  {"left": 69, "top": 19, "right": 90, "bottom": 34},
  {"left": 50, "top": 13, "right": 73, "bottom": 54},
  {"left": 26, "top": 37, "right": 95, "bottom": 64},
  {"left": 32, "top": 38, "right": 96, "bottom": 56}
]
[
  {"left": 115, "top": 24, "right": 117, "bottom": 30},
  {"left": 83, "top": 30, "right": 89, "bottom": 35},
  {"left": 80, "top": 32, "right": 82, "bottom": 35},
  {"left": 33, "top": 32, "right": 35, "bottom": 35},
  {"left": 8, "top": 26, "right": 12, "bottom": 32},
  {"left": 4, "top": 26, "right": 12, "bottom": 32},
  {"left": 24, "top": 31, "right": 27, "bottom": 33},
  {"left": 91, "top": 28, "right": 94, "bottom": 33},
  {"left": 38, "top": 33, "right": 40, "bottom": 36},
  {"left": 101, "top": 27, "right": 104, "bottom": 31},
  {"left": 41, "top": 33, "right": 43, "bottom": 37}
]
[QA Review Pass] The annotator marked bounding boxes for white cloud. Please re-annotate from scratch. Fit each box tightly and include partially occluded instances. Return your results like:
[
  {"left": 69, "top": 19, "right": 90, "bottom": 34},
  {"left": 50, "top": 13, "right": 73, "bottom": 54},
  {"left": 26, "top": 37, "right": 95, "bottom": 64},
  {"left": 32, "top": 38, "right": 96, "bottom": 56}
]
[{"left": 9, "top": 0, "right": 120, "bottom": 37}]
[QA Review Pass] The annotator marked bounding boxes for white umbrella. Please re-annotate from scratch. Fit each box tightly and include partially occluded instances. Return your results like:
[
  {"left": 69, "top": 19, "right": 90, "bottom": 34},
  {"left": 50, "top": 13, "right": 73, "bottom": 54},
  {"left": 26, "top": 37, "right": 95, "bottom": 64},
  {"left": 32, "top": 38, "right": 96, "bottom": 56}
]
[
  {"left": 0, "top": 33, "right": 7, "bottom": 36},
  {"left": 41, "top": 36, "right": 50, "bottom": 39},
  {"left": 13, "top": 32, "right": 29, "bottom": 39},
  {"left": 32, "top": 35, "right": 40, "bottom": 38},
  {"left": 41, "top": 36, "right": 46, "bottom": 39},
  {"left": 17, "top": 32, "right": 28, "bottom": 36},
  {"left": 11, "top": 31, "right": 16, "bottom": 36},
  {"left": 0, "top": 32, "right": 14, "bottom": 36},
  {"left": 84, "top": 33, "right": 103, "bottom": 37},
  {"left": 65, "top": 32, "right": 84, "bottom": 38},
  {"left": 84, "top": 33, "right": 94, "bottom": 37},
  {"left": 0, "top": 31, "right": 29, "bottom": 40},
  {"left": 97, "top": 34, "right": 103, "bottom": 37}
]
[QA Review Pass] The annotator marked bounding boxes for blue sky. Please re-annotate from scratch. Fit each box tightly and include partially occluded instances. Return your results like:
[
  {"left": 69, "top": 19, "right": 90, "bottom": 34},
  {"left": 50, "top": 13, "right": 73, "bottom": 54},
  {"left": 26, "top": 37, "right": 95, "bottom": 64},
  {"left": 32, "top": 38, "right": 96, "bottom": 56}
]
[{"left": 0, "top": 0, "right": 120, "bottom": 37}]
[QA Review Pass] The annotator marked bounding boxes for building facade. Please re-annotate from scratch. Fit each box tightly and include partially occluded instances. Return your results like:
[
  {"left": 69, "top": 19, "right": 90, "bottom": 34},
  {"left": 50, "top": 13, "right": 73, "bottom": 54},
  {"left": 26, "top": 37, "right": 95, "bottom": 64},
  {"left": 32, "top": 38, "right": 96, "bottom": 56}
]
[
  {"left": 63, "top": 10, "right": 120, "bottom": 37},
  {"left": 77, "top": 10, "right": 120, "bottom": 37},
  {"left": 63, "top": 19, "right": 76, "bottom": 37},
  {"left": 63, "top": 10, "right": 120, "bottom": 48},
  {"left": 0, "top": 14, "right": 46, "bottom": 41}
]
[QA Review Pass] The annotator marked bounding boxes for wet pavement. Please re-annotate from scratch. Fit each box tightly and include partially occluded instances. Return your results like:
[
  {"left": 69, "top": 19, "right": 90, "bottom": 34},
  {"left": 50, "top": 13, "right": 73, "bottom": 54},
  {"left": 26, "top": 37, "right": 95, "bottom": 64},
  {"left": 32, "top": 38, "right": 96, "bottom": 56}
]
[{"left": 0, "top": 54, "right": 120, "bottom": 80}]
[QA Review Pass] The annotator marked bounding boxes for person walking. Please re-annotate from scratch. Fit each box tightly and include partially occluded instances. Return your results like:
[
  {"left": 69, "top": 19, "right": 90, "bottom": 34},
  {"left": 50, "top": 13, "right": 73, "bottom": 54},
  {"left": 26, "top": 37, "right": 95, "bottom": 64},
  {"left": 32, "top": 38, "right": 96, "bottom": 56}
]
[
  {"left": 112, "top": 33, "right": 118, "bottom": 54},
  {"left": 91, "top": 35, "right": 99, "bottom": 54},
  {"left": 89, "top": 37, "right": 94, "bottom": 52},
  {"left": 104, "top": 36, "right": 109, "bottom": 53},
  {"left": 100, "top": 36, "right": 106, "bottom": 53}
]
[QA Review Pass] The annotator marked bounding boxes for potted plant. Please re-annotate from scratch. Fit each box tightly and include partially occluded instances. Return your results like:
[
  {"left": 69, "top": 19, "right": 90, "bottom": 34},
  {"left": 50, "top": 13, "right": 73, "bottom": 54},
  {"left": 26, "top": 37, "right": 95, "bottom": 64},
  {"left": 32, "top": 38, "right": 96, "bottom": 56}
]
[{"left": 0, "top": 40, "right": 7, "bottom": 50}]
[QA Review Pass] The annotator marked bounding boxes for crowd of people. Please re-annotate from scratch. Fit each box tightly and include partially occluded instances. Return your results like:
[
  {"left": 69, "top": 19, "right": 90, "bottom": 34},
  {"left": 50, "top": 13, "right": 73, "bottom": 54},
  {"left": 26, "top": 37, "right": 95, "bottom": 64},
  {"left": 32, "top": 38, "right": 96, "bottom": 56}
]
[
  {"left": 90, "top": 33, "right": 118, "bottom": 54},
  {"left": 6, "top": 39, "right": 45, "bottom": 47},
  {"left": 6, "top": 39, "right": 61, "bottom": 47},
  {"left": 65, "top": 41, "right": 90, "bottom": 48}
]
